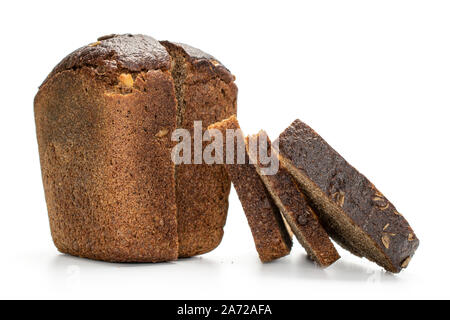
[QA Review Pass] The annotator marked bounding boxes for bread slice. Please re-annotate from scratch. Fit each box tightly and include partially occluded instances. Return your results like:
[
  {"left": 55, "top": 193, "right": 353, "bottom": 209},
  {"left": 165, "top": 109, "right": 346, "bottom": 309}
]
[
  {"left": 161, "top": 41, "right": 237, "bottom": 258},
  {"left": 276, "top": 119, "right": 419, "bottom": 273},
  {"left": 208, "top": 116, "right": 292, "bottom": 262},
  {"left": 247, "top": 132, "right": 340, "bottom": 267}
]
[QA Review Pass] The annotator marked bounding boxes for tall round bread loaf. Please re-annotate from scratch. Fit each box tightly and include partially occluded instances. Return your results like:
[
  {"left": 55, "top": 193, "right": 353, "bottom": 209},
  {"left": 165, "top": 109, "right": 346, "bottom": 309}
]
[{"left": 34, "top": 34, "right": 237, "bottom": 262}]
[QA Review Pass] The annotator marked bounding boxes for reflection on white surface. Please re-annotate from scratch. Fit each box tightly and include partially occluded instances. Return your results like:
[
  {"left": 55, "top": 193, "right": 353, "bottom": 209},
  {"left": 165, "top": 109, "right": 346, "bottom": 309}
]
[
  {"left": 65, "top": 265, "right": 81, "bottom": 290},
  {"left": 46, "top": 249, "right": 398, "bottom": 295},
  {"left": 258, "top": 254, "right": 398, "bottom": 283},
  {"left": 0, "top": 244, "right": 426, "bottom": 299}
]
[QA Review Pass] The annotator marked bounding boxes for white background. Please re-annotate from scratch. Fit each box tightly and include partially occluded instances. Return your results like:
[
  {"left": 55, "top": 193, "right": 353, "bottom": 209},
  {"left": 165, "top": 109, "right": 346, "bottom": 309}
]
[{"left": 1, "top": 0, "right": 449, "bottom": 300}]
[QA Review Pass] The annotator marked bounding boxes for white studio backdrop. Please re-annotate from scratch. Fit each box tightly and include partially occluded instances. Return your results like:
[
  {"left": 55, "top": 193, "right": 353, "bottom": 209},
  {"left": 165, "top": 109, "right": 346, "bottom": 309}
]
[{"left": 0, "top": 0, "right": 449, "bottom": 299}]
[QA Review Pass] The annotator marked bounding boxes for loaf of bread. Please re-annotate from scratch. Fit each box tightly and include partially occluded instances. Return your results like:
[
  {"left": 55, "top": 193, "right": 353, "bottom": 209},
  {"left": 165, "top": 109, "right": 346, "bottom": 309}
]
[
  {"left": 34, "top": 34, "right": 237, "bottom": 262},
  {"left": 208, "top": 116, "right": 292, "bottom": 262},
  {"left": 248, "top": 132, "right": 340, "bottom": 267},
  {"left": 276, "top": 119, "right": 419, "bottom": 272}
]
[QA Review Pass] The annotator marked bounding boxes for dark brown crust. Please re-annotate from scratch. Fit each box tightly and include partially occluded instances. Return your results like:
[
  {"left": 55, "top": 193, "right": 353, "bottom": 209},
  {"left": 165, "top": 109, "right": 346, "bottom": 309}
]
[
  {"left": 41, "top": 34, "right": 171, "bottom": 88},
  {"left": 277, "top": 119, "right": 419, "bottom": 272},
  {"left": 161, "top": 41, "right": 237, "bottom": 258},
  {"left": 248, "top": 132, "right": 340, "bottom": 267},
  {"left": 172, "top": 42, "right": 216, "bottom": 61},
  {"left": 35, "top": 67, "right": 179, "bottom": 262},
  {"left": 209, "top": 116, "right": 292, "bottom": 262}
]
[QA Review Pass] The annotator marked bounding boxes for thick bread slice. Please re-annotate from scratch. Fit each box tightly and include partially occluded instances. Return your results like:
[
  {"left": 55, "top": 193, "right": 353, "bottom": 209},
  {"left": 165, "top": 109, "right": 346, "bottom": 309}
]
[
  {"left": 161, "top": 41, "right": 237, "bottom": 258},
  {"left": 276, "top": 119, "right": 419, "bottom": 273},
  {"left": 208, "top": 116, "right": 292, "bottom": 262},
  {"left": 247, "top": 132, "right": 340, "bottom": 267}
]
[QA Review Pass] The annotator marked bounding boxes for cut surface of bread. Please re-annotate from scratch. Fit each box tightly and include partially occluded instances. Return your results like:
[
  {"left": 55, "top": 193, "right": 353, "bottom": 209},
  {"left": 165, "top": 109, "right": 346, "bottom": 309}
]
[
  {"left": 208, "top": 116, "right": 292, "bottom": 262},
  {"left": 276, "top": 119, "right": 419, "bottom": 273},
  {"left": 247, "top": 132, "right": 340, "bottom": 267}
]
